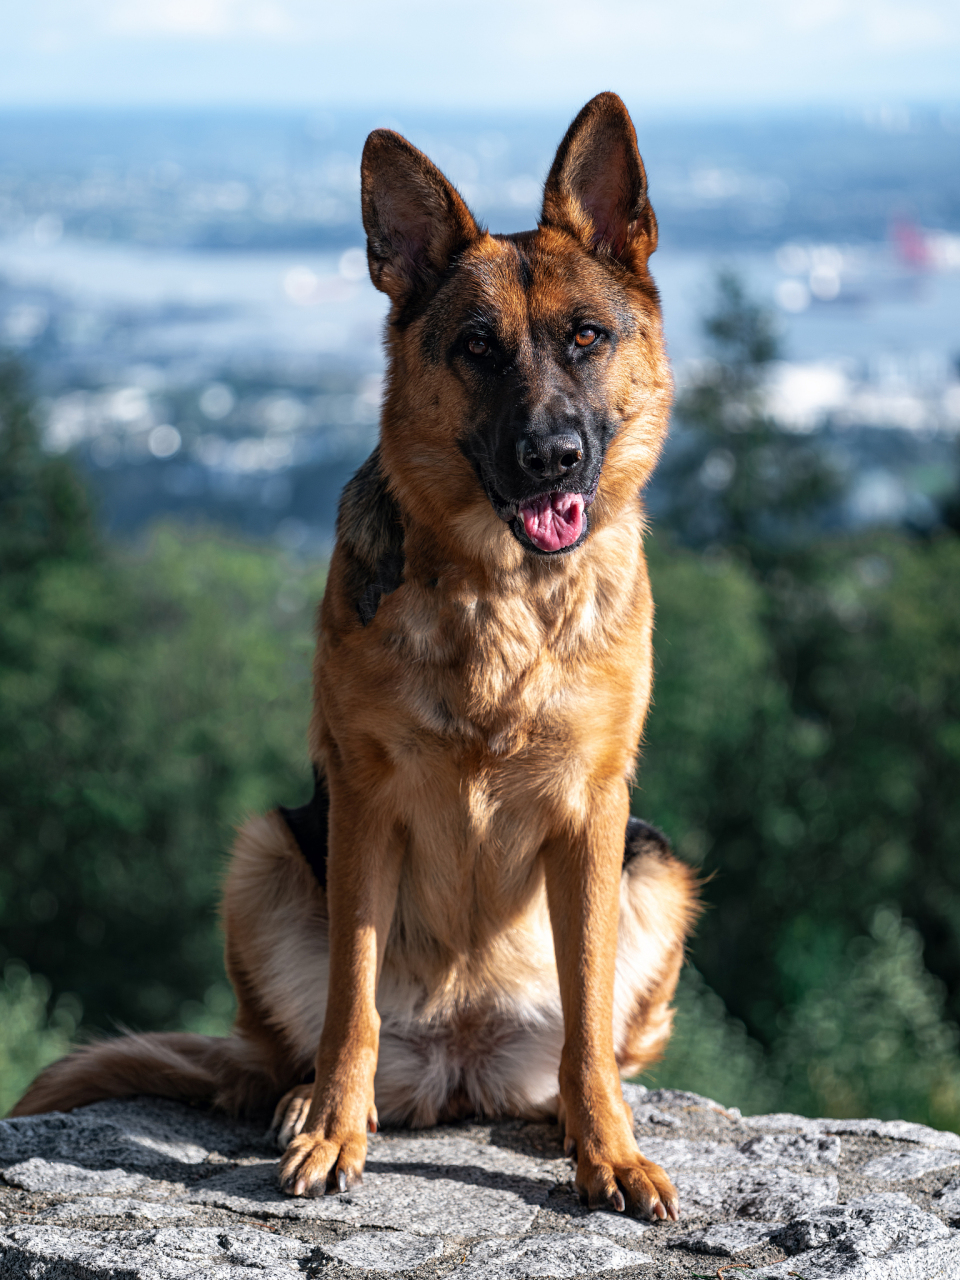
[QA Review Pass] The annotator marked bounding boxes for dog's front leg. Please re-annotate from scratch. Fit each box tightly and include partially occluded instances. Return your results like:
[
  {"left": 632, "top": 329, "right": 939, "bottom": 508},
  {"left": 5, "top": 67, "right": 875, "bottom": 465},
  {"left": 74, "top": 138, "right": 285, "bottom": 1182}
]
[
  {"left": 279, "top": 770, "right": 402, "bottom": 1197},
  {"left": 543, "top": 787, "right": 680, "bottom": 1221}
]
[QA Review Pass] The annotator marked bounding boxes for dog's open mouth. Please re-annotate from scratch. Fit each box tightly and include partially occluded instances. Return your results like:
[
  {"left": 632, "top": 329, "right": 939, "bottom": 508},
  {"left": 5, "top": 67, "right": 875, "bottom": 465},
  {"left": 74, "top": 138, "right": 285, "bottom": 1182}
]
[{"left": 517, "top": 491, "right": 586, "bottom": 553}]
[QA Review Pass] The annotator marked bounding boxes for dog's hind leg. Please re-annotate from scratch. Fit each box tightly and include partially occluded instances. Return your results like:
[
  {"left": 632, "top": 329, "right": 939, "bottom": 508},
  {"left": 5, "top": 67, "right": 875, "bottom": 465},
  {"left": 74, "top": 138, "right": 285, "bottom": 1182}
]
[
  {"left": 221, "top": 810, "right": 335, "bottom": 1102},
  {"left": 11, "top": 811, "right": 327, "bottom": 1121},
  {"left": 612, "top": 818, "right": 700, "bottom": 1080}
]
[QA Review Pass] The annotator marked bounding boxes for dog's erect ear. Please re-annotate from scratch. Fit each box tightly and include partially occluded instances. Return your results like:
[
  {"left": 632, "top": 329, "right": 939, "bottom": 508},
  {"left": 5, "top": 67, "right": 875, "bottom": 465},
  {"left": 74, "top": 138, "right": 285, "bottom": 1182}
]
[
  {"left": 541, "top": 92, "right": 657, "bottom": 266},
  {"left": 361, "top": 130, "right": 480, "bottom": 306}
]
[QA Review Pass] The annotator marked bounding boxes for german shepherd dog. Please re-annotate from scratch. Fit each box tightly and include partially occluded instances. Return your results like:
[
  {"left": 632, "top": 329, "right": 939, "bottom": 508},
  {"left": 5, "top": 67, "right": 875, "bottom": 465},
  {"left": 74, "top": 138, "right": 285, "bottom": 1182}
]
[{"left": 15, "top": 92, "right": 698, "bottom": 1222}]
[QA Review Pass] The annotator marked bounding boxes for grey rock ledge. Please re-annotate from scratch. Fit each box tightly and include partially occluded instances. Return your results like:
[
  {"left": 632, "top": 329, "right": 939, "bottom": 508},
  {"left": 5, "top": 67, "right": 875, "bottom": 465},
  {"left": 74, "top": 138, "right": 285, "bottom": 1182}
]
[{"left": 1, "top": 1085, "right": 959, "bottom": 1278}]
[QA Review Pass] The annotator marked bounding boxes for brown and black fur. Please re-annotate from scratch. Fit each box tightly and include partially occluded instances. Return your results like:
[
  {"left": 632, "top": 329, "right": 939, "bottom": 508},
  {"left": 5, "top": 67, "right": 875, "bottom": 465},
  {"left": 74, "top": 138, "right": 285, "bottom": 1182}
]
[{"left": 14, "top": 93, "right": 699, "bottom": 1221}]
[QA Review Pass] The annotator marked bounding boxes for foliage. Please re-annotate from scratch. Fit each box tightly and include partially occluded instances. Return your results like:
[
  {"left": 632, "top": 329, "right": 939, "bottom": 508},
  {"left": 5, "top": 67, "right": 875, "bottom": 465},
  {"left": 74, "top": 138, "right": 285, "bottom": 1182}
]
[
  {"left": 773, "top": 907, "right": 960, "bottom": 1127},
  {"left": 0, "top": 361, "right": 96, "bottom": 579},
  {"left": 0, "top": 960, "right": 79, "bottom": 1117},
  {"left": 651, "top": 911, "right": 960, "bottom": 1131},
  {"left": 657, "top": 271, "right": 841, "bottom": 565},
  {"left": 0, "top": 371, "right": 322, "bottom": 1037},
  {"left": 3, "top": 266, "right": 960, "bottom": 1134},
  {"left": 636, "top": 276, "right": 960, "bottom": 1130},
  {"left": 643, "top": 531, "right": 960, "bottom": 1048},
  {"left": 0, "top": 525, "right": 324, "bottom": 1033},
  {"left": 645, "top": 965, "right": 780, "bottom": 1115}
]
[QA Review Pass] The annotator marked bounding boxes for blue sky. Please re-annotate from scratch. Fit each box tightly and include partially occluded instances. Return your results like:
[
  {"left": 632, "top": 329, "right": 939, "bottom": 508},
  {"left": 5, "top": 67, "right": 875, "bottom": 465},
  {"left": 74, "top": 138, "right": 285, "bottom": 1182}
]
[{"left": 3, "top": 0, "right": 959, "bottom": 112}]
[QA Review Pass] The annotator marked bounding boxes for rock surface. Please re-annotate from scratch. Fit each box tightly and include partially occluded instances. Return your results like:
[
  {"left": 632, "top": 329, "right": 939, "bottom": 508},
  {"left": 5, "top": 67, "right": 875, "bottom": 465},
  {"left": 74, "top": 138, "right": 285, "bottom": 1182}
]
[{"left": 2, "top": 1085, "right": 960, "bottom": 1277}]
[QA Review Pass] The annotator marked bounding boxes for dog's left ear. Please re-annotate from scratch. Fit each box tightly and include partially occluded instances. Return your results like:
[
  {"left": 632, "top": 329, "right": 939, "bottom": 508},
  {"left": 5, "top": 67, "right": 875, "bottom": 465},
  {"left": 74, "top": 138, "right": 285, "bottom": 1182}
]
[
  {"left": 541, "top": 92, "right": 657, "bottom": 267},
  {"left": 362, "top": 129, "right": 480, "bottom": 307}
]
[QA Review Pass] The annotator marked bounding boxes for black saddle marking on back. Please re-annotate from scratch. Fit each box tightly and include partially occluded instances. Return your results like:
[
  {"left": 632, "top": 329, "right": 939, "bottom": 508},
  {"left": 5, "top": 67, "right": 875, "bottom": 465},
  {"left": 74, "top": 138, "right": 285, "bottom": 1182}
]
[
  {"left": 624, "top": 815, "right": 673, "bottom": 866},
  {"left": 278, "top": 767, "right": 329, "bottom": 891},
  {"left": 337, "top": 447, "right": 405, "bottom": 627}
]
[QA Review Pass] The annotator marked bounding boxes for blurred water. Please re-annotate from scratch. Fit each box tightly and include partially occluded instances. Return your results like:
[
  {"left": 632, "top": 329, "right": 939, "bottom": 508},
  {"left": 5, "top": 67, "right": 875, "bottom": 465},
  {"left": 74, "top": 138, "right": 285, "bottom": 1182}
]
[
  {"left": 0, "top": 237, "right": 384, "bottom": 367},
  {"left": 2, "top": 231, "right": 957, "bottom": 386}
]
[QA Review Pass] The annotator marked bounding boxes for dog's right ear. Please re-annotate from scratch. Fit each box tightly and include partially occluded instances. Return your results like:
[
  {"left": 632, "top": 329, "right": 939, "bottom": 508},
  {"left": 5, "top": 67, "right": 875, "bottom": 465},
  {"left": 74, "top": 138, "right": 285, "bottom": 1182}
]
[{"left": 361, "top": 130, "right": 480, "bottom": 307}]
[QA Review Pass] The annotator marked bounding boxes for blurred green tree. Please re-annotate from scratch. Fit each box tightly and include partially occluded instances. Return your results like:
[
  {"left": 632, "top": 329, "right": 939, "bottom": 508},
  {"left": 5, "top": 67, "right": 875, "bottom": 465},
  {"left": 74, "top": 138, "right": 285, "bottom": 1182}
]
[
  {"left": 637, "top": 278, "right": 960, "bottom": 1127},
  {"left": 773, "top": 907, "right": 960, "bottom": 1127},
  {"left": 0, "top": 960, "right": 79, "bottom": 1117},
  {"left": 0, "top": 361, "right": 96, "bottom": 577},
  {"left": 657, "top": 271, "right": 841, "bottom": 568},
  {"left": 0, "top": 366, "right": 323, "bottom": 1036},
  {"left": 646, "top": 963, "right": 780, "bottom": 1116}
]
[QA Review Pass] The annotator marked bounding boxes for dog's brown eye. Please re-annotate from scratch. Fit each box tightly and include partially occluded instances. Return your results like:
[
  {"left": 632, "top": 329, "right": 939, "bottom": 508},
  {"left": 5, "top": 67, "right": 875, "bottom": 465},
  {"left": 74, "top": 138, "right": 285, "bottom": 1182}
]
[
  {"left": 467, "top": 337, "right": 490, "bottom": 356},
  {"left": 575, "top": 327, "right": 599, "bottom": 348}
]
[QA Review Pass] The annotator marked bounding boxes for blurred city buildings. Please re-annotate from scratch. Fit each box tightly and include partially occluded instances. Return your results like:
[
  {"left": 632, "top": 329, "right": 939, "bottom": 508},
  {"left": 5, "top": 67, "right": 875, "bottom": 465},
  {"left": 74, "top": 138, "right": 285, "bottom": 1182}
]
[{"left": 0, "top": 107, "right": 958, "bottom": 546}]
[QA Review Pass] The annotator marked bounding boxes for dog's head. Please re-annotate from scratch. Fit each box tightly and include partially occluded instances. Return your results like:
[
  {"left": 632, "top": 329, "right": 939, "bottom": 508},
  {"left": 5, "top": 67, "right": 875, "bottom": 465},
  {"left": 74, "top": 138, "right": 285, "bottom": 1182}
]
[{"left": 361, "top": 92, "right": 671, "bottom": 566}]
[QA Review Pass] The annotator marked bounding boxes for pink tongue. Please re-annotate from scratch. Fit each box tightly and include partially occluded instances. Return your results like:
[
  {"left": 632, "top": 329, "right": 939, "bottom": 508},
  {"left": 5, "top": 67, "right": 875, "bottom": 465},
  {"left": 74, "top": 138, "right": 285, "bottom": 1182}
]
[{"left": 519, "top": 491, "right": 585, "bottom": 552}]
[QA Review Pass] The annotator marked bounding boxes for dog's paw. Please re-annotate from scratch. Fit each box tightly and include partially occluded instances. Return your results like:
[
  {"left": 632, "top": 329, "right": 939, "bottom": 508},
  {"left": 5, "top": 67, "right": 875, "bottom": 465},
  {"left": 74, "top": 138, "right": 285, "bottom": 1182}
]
[
  {"left": 576, "top": 1152, "right": 679, "bottom": 1221},
  {"left": 278, "top": 1128, "right": 368, "bottom": 1198},
  {"left": 268, "top": 1085, "right": 313, "bottom": 1151}
]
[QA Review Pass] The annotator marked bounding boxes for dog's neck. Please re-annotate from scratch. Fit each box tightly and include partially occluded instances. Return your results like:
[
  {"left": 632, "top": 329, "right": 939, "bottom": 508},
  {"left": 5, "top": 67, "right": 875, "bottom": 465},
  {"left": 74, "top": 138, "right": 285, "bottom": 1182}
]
[
  {"left": 386, "top": 509, "right": 648, "bottom": 735},
  {"left": 327, "top": 445, "right": 652, "bottom": 742}
]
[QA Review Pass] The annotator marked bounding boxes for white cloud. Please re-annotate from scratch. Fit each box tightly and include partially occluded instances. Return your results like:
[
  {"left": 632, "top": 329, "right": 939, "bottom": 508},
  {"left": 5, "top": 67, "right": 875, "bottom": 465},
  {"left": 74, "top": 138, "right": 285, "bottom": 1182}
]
[
  {"left": 866, "top": 5, "right": 956, "bottom": 49},
  {"left": 107, "top": 0, "right": 296, "bottom": 38},
  {"left": 782, "top": 0, "right": 959, "bottom": 47},
  {"left": 785, "top": 0, "right": 850, "bottom": 35},
  {"left": 2, "top": 0, "right": 959, "bottom": 107}
]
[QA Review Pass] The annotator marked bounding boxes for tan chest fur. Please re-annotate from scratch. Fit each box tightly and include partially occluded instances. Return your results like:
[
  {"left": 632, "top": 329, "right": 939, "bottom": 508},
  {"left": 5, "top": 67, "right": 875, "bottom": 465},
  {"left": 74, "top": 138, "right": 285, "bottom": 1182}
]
[{"left": 311, "top": 503, "right": 654, "bottom": 1009}]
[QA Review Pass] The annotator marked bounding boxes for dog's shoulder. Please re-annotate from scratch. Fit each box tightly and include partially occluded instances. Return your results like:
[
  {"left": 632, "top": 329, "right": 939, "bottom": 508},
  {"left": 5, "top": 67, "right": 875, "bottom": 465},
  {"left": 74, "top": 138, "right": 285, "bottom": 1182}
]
[{"left": 336, "top": 447, "right": 406, "bottom": 626}]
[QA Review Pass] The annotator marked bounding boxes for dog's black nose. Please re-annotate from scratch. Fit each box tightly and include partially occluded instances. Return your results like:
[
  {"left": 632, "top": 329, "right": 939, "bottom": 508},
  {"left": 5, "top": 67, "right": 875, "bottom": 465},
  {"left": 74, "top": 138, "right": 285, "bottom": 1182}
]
[{"left": 516, "top": 432, "right": 584, "bottom": 481}]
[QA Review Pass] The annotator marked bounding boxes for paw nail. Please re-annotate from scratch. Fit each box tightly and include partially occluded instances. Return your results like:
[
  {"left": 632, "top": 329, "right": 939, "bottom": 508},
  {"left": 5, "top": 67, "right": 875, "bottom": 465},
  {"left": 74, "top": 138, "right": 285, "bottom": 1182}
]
[
  {"left": 338, "top": 1169, "right": 347, "bottom": 1194},
  {"left": 294, "top": 1179, "right": 305, "bottom": 1196},
  {"left": 611, "top": 1189, "right": 625, "bottom": 1213},
  {"left": 653, "top": 1199, "right": 666, "bottom": 1220}
]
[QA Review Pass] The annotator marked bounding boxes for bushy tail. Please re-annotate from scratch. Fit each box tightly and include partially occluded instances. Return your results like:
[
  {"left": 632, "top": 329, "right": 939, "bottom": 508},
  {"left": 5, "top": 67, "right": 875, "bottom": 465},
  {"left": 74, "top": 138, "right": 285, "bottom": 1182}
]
[{"left": 9, "top": 1030, "right": 286, "bottom": 1120}]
